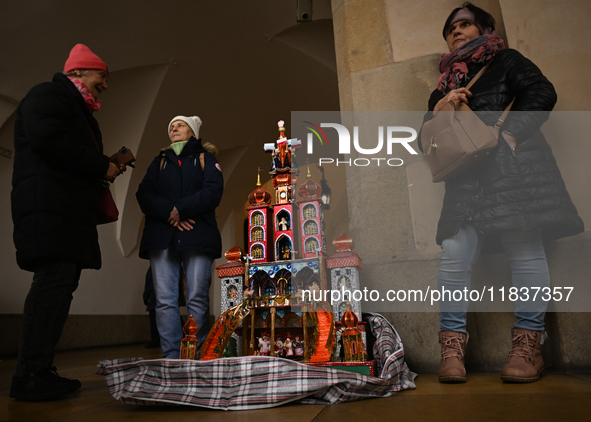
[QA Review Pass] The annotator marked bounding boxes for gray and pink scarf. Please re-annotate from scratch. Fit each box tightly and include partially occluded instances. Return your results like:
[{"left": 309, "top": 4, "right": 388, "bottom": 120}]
[{"left": 437, "top": 34, "right": 505, "bottom": 92}]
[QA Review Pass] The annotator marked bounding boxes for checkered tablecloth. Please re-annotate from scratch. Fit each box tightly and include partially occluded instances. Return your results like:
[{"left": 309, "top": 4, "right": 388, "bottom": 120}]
[{"left": 97, "top": 313, "right": 416, "bottom": 410}]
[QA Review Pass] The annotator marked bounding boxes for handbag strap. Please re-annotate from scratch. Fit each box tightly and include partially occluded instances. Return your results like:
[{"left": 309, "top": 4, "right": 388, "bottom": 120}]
[
  {"left": 494, "top": 98, "right": 515, "bottom": 129},
  {"left": 84, "top": 118, "right": 112, "bottom": 187},
  {"left": 462, "top": 61, "right": 515, "bottom": 129},
  {"left": 465, "top": 61, "right": 491, "bottom": 89},
  {"left": 84, "top": 119, "right": 100, "bottom": 152}
]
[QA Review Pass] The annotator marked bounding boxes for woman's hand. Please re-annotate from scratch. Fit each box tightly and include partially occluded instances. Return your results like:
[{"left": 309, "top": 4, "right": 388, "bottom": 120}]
[
  {"left": 104, "top": 162, "right": 122, "bottom": 182},
  {"left": 434, "top": 87, "right": 473, "bottom": 114},
  {"left": 176, "top": 219, "right": 195, "bottom": 231},
  {"left": 168, "top": 206, "right": 180, "bottom": 226},
  {"left": 168, "top": 207, "right": 195, "bottom": 231}
]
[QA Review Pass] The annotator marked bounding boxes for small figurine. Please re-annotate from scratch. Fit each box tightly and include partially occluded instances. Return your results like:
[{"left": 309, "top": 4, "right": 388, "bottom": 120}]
[
  {"left": 265, "top": 120, "right": 301, "bottom": 176},
  {"left": 278, "top": 216, "right": 289, "bottom": 231},
  {"left": 258, "top": 333, "right": 271, "bottom": 356},
  {"left": 259, "top": 333, "right": 271, "bottom": 356},
  {"left": 282, "top": 244, "right": 291, "bottom": 260},
  {"left": 274, "top": 335, "right": 284, "bottom": 357},
  {"left": 284, "top": 333, "right": 294, "bottom": 357},
  {"left": 294, "top": 335, "right": 304, "bottom": 357}
]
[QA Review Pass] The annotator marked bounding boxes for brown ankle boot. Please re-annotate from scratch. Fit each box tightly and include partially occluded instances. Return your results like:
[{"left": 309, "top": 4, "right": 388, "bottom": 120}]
[
  {"left": 438, "top": 331, "right": 468, "bottom": 383},
  {"left": 501, "top": 328, "right": 546, "bottom": 383}
]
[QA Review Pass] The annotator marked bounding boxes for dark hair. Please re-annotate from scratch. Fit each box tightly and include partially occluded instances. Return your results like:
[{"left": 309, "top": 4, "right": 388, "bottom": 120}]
[{"left": 442, "top": 2, "right": 496, "bottom": 40}]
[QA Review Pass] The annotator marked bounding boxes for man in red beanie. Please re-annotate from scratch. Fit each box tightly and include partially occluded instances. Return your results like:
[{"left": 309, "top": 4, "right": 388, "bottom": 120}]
[{"left": 10, "top": 44, "right": 124, "bottom": 401}]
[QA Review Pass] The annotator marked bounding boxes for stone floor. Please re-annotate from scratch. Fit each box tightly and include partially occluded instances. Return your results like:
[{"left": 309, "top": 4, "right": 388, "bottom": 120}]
[{"left": 2, "top": 343, "right": 591, "bottom": 421}]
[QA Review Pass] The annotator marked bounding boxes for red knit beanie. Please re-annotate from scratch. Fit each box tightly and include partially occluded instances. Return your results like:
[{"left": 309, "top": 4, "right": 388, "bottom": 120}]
[{"left": 63, "top": 44, "right": 108, "bottom": 74}]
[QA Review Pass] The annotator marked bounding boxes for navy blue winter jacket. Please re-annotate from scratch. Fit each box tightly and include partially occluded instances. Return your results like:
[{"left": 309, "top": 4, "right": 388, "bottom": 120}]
[{"left": 136, "top": 137, "right": 223, "bottom": 259}]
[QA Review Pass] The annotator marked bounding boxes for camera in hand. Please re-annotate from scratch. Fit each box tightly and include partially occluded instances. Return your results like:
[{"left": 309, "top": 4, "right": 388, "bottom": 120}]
[{"left": 110, "top": 146, "right": 136, "bottom": 168}]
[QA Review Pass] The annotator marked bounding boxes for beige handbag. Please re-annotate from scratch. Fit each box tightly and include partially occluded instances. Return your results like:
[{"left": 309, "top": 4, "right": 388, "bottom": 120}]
[{"left": 421, "top": 62, "right": 514, "bottom": 183}]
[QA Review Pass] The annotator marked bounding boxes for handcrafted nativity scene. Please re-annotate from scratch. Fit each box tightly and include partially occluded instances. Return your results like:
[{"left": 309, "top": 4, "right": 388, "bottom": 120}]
[
  {"left": 184, "top": 120, "right": 372, "bottom": 372},
  {"left": 97, "top": 122, "right": 416, "bottom": 408}
]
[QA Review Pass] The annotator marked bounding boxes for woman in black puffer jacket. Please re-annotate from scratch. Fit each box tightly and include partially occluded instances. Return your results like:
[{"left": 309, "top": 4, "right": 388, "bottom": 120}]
[
  {"left": 10, "top": 44, "right": 125, "bottom": 401},
  {"left": 420, "top": 3, "right": 583, "bottom": 385}
]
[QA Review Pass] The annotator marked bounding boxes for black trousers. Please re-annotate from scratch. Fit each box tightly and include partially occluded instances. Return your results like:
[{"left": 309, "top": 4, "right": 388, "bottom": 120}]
[{"left": 15, "top": 262, "right": 81, "bottom": 377}]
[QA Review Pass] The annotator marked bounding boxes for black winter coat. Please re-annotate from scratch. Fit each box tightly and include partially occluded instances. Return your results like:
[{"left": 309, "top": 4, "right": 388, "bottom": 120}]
[
  {"left": 421, "top": 49, "right": 583, "bottom": 251},
  {"left": 136, "top": 137, "right": 223, "bottom": 259},
  {"left": 11, "top": 73, "right": 110, "bottom": 271}
]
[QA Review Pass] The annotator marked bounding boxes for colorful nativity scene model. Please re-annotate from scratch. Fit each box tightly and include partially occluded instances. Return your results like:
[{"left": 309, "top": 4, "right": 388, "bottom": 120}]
[{"left": 181, "top": 120, "right": 375, "bottom": 375}]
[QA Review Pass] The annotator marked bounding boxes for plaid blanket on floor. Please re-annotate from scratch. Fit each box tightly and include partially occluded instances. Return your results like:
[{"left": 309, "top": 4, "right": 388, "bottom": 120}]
[{"left": 97, "top": 313, "right": 416, "bottom": 410}]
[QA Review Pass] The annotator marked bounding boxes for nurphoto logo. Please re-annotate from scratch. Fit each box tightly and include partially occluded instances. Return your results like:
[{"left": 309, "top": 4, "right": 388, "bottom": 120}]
[{"left": 303, "top": 121, "right": 418, "bottom": 167}]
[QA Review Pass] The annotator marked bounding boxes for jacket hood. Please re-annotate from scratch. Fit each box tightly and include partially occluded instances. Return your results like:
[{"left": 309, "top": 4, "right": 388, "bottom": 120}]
[{"left": 181, "top": 137, "right": 206, "bottom": 156}]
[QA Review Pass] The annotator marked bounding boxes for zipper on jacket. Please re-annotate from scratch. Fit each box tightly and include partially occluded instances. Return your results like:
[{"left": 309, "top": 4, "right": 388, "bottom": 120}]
[{"left": 511, "top": 148, "right": 516, "bottom": 157}]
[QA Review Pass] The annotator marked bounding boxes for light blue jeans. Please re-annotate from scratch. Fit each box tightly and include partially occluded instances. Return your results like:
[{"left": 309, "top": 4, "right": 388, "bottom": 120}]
[
  {"left": 149, "top": 248, "right": 213, "bottom": 358},
  {"left": 438, "top": 223, "right": 550, "bottom": 333}
]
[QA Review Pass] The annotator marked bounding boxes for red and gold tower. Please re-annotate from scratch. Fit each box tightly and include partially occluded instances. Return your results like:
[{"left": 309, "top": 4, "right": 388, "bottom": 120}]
[{"left": 267, "top": 120, "right": 300, "bottom": 261}]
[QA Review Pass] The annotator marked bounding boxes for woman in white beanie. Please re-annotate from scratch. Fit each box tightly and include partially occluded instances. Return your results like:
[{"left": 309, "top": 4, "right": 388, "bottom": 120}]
[{"left": 136, "top": 115, "right": 223, "bottom": 358}]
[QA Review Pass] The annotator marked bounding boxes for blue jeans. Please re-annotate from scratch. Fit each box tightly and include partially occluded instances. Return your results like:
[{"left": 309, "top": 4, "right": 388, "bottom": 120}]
[
  {"left": 438, "top": 223, "right": 550, "bottom": 333},
  {"left": 15, "top": 262, "right": 81, "bottom": 376},
  {"left": 149, "top": 249, "right": 213, "bottom": 358}
]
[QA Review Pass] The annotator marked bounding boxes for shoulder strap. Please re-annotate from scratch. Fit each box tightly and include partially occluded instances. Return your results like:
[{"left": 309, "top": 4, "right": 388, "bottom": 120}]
[
  {"left": 465, "top": 61, "right": 491, "bottom": 89},
  {"left": 494, "top": 98, "right": 516, "bottom": 128},
  {"left": 83, "top": 119, "right": 100, "bottom": 152},
  {"left": 463, "top": 60, "right": 515, "bottom": 129}
]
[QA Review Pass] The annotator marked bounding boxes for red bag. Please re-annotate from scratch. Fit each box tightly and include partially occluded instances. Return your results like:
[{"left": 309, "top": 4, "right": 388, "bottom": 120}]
[
  {"left": 85, "top": 120, "right": 120, "bottom": 225},
  {"left": 96, "top": 185, "right": 119, "bottom": 224}
]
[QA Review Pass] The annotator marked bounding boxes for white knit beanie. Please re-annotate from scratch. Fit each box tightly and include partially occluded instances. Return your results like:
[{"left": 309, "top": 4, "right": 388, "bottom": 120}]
[{"left": 168, "top": 115, "right": 202, "bottom": 139}]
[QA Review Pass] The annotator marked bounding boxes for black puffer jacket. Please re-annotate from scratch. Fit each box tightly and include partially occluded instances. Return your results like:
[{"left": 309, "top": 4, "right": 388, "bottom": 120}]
[
  {"left": 12, "top": 73, "right": 110, "bottom": 271},
  {"left": 421, "top": 49, "right": 583, "bottom": 250}
]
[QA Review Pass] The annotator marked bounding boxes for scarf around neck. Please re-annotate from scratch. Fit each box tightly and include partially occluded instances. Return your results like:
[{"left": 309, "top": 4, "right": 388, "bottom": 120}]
[
  {"left": 437, "top": 34, "right": 505, "bottom": 92},
  {"left": 170, "top": 140, "right": 189, "bottom": 156},
  {"left": 68, "top": 76, "right": 102, "bottom": 111}
]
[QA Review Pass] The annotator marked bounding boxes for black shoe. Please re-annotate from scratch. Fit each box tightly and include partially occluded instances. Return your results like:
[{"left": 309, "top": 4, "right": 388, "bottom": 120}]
[
  {"left": 9, "top": 368, "right": 81, "bottom": 401},
  {"left": 50, "top": 367, "right": 82, "bottom": 392}
]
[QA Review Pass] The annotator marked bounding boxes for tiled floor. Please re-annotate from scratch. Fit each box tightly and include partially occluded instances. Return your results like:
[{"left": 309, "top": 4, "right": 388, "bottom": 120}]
[{"left": 2, "top": 344, "right": 591, "bottom": 421}]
